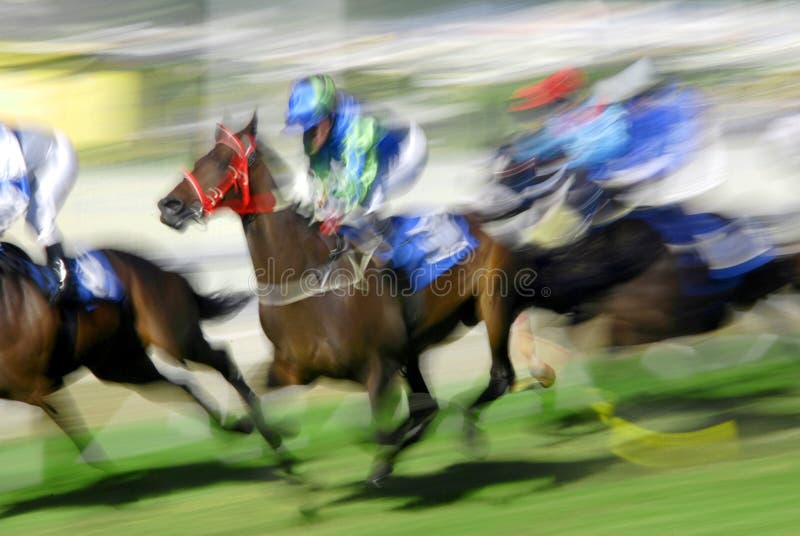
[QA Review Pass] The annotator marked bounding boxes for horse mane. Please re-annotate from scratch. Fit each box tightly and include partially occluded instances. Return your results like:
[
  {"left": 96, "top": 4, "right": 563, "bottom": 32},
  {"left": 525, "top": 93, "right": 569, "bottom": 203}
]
[
  {"left": 257, "top": 139, "right": 294, "bottom": 189},
  {"left": 255, "top": 138, "right": 318, "bottom": 226},
  {"left": 0, "top": 241, "right": 35, "bottom": 278}
]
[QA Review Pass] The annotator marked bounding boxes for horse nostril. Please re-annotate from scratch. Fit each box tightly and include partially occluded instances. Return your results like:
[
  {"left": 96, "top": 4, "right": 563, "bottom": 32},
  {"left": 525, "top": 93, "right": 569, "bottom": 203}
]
[{"left": 159, "top": 197, "right": 183, "bottom": 215}]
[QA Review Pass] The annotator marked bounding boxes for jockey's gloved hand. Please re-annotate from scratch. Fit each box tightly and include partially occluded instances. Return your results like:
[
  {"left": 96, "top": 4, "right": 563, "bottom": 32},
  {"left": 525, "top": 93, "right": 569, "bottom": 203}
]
[
  {"left": 45, "top": 242, "right": 73, "bottom": 303},
  {"left": 315, "top": 195, "right": 345, "bottom": 223},
  {"left": 320, "top": 214, "right": 343, "bottom": 236},
  {"left": 310, "top": 175, "right": 328, "bottom": 209}
]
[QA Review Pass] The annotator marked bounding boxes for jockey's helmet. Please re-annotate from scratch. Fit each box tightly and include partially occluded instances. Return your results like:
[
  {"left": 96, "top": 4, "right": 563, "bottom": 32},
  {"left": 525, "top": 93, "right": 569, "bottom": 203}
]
[
  {"left": 284, "top": 74, "right": 337, "bottom": 133},
  {"left": 509, "top": 68, "right": 586, "bottom": 112}
]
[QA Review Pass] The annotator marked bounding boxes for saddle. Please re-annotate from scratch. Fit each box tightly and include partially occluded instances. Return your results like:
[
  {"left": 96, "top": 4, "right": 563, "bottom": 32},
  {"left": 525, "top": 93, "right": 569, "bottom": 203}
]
[
  {"left": 327, "top": 212, "right": 480, "bottom": 294},
  {"left": 0, "top": 243, "right": 125, "bottom": 309}
]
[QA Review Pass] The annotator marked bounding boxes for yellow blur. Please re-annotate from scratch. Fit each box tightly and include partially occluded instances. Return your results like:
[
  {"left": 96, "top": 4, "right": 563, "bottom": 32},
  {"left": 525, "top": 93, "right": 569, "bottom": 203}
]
[{"left": 0, "top": 58, "right": 141, "bottom": 149}]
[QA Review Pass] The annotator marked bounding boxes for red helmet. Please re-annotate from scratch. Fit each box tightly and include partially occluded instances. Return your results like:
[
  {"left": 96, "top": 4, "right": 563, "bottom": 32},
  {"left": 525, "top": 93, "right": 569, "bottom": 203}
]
[{"left": 509, "top": 68, "right": 586, "bottom": 112}]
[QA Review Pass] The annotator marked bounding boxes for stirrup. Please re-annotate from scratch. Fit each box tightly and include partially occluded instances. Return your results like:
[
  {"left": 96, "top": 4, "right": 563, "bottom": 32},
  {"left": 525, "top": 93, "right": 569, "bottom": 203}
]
[{"left": 328, "top": 235, "right": 348, "bottom": 261}]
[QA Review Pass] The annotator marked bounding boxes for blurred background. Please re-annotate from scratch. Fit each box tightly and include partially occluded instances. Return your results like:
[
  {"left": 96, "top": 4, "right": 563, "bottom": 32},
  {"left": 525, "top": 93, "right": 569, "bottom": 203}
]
[{"left": 2, "top": 1, "right": 800, "bottom": 534}]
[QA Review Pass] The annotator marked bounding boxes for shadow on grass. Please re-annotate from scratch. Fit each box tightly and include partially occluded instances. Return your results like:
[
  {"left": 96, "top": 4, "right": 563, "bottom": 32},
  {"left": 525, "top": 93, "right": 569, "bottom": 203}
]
[
  {"left": 329, "top": 456, "right": 617, "bottom": 510},
  {"left": 0, "top": 460, "right": 281, "bottom": 519},
  {"left": 533, "top": 385, "right": 800, "bottom": 434},
  {"left": 610, "top": 386, "right": 800, "bottom": 434}
]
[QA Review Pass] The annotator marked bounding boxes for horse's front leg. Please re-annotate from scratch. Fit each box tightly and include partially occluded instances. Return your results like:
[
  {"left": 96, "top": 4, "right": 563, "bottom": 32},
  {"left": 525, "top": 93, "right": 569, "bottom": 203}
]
[
  {"left": 39, "top": 388, "right": 109, "bottom": 468},
  {"left": 364, "top": 356, "right": 404, "bottom": 485},
  {"left": 370, "top": 352, "right": 439, "bottom": 486}
]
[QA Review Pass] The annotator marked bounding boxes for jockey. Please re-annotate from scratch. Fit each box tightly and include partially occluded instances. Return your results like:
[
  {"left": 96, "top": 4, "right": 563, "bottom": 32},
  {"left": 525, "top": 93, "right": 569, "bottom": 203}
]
[
  {"left": 283, "top": 74, "right": 428, "bottom": 263},
  {"left": 505, "top": 63, "right": 771, "bottom": 280},
  {"left": 0, "top": 121, "right": 78, "bottom": 302},
  {"left": 507, "top": 59, "right": 667, "bottom": 175},
  {"left": 508, "top": 66, "right": 632, "bottom": 174}
]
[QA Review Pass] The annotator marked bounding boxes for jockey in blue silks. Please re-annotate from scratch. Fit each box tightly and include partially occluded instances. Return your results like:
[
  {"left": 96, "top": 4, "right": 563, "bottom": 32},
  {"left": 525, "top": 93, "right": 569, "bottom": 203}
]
[
  {"left": 283, "top": 74, "right": 428, "bottom": 263},
  {"left": 507, "top": 59, "right": 703, "bottom": 189},
  {"left": 504, "top": 61, "right": 773, "bottom": 280},
  {"left": 0, "top": 121, "right": 78, "bottom": 302}
]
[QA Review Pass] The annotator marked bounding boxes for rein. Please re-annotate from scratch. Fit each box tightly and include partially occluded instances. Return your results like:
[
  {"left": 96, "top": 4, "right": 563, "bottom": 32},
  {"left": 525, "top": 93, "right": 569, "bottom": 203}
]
[
  {"left": 255, "top": 248, "right": 374, "bottom": 306},
  {"left": 182, "top": 124, "right": 287, "bottom": 215}
]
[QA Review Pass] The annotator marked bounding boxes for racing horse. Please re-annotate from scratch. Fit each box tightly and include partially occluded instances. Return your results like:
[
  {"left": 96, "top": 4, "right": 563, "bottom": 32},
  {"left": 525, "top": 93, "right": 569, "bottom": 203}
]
[
  {"left": 0, "top": 243, "right": 283, "bottom": 465},
  {"left": 157, "top": 113, "right": 666, "bottom": 482},
  {"left": 490, "top": 145, "right": 800, "bottom": 350},
  {"left": 494, "top": 74, "right": 800, "bottom": 348}
]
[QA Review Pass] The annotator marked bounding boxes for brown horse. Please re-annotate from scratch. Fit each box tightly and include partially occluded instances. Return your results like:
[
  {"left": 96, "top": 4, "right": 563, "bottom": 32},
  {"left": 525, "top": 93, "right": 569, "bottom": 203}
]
[
  {"left": 0, "top": 242, "right": 284, "bottom": 465},
  {"left": 568, "top": 249, "right": 800, "bottom": 347},
  {"left": 157, "top": 114, "right": 665, "bottom": 482},
  {"left": 490, "top": 153, "right": 800, "bottom": 349}
]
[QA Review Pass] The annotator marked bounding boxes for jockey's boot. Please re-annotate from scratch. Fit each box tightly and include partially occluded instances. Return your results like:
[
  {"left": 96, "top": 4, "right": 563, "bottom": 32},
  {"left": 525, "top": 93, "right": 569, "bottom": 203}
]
[{"left": 45, "top": 242, "right": 74, "bottom": 304}]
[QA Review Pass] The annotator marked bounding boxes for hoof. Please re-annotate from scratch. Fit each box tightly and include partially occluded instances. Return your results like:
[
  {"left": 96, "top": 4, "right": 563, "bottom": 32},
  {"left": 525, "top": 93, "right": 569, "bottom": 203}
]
[
  {"left": 275, "top": 446, "right": 298, "bottom": 474},
  {"left": 299, "top": 504, "right": 319, "bottom": 519},
  {"left": 532, "top": 363, "right": 556, "bottom": 389},
  {"left": 80, "top": 441, "right": 111, "bottom": 469},
  {"left": 367, "top": 460, "right": 393, "bottom": 487},
  {"left": 512, "top": 366, "right": 556, "bottom": 393},
  {"left": 462, "top": 419, "right": 489, "bottom": 459},
  {"left": 225, "top": 416, "right": 255, "bottom": 435},
  {"left": 375, "top": 428, "right": 404, "bottom": 446},
  {"left": 275, "top": 417, "right": 301, "bottom": 439},
  {"left": 511, "top": 377, "right": 550, "bottom": 393}
]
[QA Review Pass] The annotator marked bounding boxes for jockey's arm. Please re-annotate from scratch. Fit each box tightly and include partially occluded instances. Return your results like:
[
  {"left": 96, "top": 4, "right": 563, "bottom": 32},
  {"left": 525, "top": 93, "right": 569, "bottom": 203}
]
[
  {"left": 308, "top": 152, "right": 332, "bottom": 195},
  {"left": 0, "top": 124, "right": 32, "bottom": 234},
  {"left": 0, "top": 124, "right": 28, "bottom": 182}
]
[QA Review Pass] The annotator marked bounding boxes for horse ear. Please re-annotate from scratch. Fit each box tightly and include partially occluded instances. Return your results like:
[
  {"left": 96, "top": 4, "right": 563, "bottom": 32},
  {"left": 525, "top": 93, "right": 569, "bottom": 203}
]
[
  {"left": 245, "top": 111, "right": 258, "bottom": 136},
  {"left": 222, "top": 109, "right": 234, "bottom": 127},
  {"left": 216, "top": 109, "right": 234, "bottom": 141}
]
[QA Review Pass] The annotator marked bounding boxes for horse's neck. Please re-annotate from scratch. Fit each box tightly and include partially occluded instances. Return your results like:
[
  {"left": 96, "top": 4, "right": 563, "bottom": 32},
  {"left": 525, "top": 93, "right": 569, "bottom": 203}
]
[
  {"left": 242, "top": 146, "right": 333, "bottom": 283},
  {"left": 242, "top": 206, "right": 330, "bottom": 284}
]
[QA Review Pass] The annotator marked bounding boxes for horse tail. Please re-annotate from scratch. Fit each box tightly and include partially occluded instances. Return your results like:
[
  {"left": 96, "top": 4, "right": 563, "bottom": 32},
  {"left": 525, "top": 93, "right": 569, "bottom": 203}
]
[{"left": 193, "top": 290, "right": 252, "bottom": 320}]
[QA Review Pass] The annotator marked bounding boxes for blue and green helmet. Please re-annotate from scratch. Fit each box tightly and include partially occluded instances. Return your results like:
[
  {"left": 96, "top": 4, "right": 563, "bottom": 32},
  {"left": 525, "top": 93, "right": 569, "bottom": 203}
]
[{"left": 284, "top": 74, "right": 337, "bottom": 133}]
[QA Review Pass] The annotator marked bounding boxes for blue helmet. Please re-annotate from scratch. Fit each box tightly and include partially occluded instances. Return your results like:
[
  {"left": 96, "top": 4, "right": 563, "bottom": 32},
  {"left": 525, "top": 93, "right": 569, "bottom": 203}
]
[{"left": 284, "top": 74, "right": 337, "bottom": 133}]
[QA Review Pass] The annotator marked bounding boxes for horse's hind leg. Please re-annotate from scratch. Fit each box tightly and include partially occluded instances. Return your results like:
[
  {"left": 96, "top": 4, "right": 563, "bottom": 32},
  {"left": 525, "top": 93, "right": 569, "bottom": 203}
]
[
  {"left": 197, "top": 344, "right": 286, "bottom": 458},
  {"left": 159, "top": 330, "right": 287, "bottom": 460},
  {"left": 150, "top": 355, "right": 256, "bottom": 435},
  {"left": 88, "top": 348, "right": 252, "bottom": 435},
  {"left": 129, "top": 279, "right": 287, "bottom": 460}
]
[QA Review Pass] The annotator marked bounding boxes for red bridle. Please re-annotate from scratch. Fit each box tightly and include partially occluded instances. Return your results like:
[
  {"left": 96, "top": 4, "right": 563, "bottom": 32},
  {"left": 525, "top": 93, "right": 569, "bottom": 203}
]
[{"left": 182, "top": 124, "right": 277, "bottom": 215}]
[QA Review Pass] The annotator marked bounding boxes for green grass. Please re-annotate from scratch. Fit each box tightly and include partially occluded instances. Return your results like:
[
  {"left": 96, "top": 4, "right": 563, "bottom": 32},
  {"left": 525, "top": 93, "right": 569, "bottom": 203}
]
[{"left": 2, "top": 337, "right": 800, "bottom": 535}]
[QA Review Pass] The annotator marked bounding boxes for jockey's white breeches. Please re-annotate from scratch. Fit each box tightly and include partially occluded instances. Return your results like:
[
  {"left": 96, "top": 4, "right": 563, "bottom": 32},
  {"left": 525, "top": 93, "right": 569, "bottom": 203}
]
[{"left": 18, "top": 128, "right": 78, "bottom": 246}]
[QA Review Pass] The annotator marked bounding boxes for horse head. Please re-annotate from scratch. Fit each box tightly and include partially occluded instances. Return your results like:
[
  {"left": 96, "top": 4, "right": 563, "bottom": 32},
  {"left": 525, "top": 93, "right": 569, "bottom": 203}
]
[{"left": 158, "top": 112, "right": 282, "bottom": 230}]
